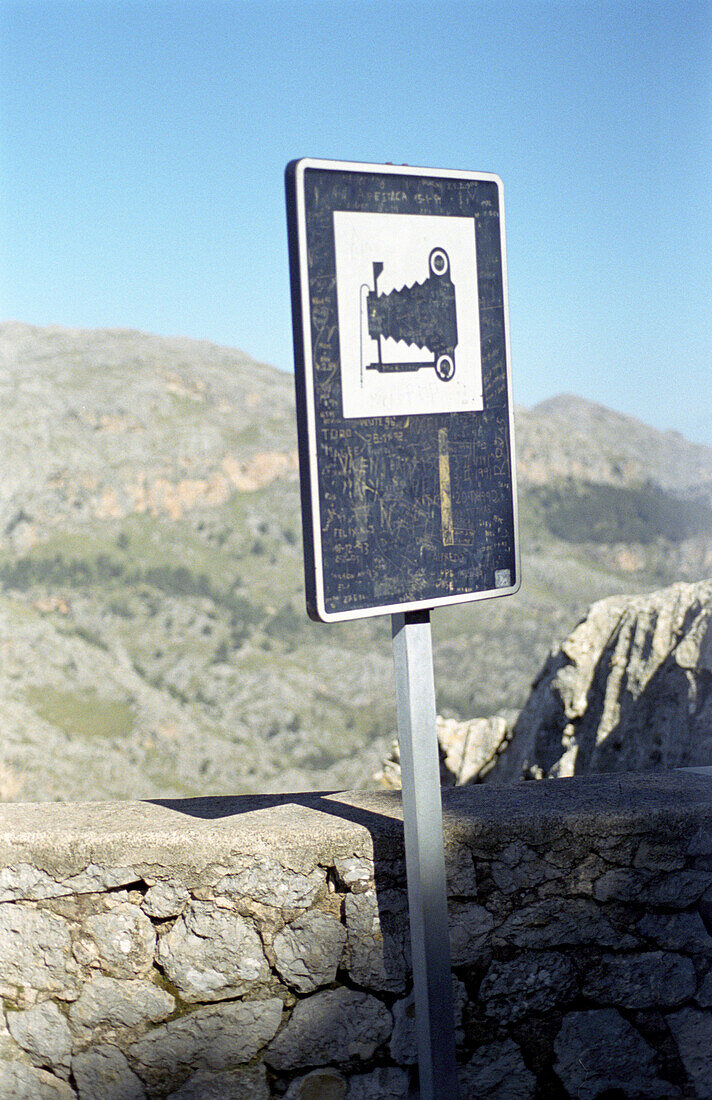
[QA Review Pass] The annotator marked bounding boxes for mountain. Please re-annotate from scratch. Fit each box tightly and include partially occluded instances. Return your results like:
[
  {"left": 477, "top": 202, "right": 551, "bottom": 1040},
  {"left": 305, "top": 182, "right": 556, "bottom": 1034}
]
[{"left": 0, "top": 321, "right": 710, "bottom": 801}]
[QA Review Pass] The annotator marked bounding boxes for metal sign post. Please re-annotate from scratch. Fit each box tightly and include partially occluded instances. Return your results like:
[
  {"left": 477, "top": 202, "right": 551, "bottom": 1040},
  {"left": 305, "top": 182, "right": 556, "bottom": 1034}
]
[
  {"left": 285, "top": 158, "right": 518, "bottom": 1100},
  {"left": 392, "top": 608, "right": 458, "bottom": 1099}
]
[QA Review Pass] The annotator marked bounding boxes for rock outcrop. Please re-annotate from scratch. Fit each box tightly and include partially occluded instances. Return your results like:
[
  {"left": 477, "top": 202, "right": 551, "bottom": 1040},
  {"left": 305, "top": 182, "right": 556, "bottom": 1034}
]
[
  {"left": 490, "top": 578, "right": 712, "bottom": 782},
  {"left": 377, "top": 578, "right": 712, "bottom": 788}
]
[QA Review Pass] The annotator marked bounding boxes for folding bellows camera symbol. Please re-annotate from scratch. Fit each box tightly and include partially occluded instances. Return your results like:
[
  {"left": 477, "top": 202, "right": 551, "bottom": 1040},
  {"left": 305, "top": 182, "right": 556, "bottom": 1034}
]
[{"left": 361, "top": 248, "right": 458, "bottom": 381}]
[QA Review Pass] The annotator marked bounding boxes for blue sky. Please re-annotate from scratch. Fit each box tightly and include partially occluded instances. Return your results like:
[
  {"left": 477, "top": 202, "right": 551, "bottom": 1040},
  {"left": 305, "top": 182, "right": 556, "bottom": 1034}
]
[{"left": 1, "top": 0, "right": 710, "bottom": 443}]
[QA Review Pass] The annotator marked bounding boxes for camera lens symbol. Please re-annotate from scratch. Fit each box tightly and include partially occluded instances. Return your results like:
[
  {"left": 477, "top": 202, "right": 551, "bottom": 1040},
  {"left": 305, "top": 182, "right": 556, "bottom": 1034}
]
[{"left": 429, "top": 248, "right": 449, "bottom": 276}]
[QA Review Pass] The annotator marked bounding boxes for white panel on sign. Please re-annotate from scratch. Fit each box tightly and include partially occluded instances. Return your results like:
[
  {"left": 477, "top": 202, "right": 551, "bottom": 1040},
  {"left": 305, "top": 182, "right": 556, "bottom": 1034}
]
[{"left": 333, "top": 211, "right": 483, "bottom": 419}]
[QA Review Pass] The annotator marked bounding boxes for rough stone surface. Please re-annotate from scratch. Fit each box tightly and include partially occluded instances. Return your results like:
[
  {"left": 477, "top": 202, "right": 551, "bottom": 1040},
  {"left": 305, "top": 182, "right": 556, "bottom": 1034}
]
[
  {"left": 166, "top": 1064, "right": 270, "bottom": 1100},
  {"left": 333, "top": 857, "right": 373, "bottom": 894},
  {"left": 639, "top": 910, "right": 712, "bottom": 955},
  {"left": 490, "top": 840, "right": 561, "bottom": 895},
  {"left": 284, "top": 1068, "right": 348, "bottom": 1099},
  {"left": 0, "top": 770, "right": 710, "bottom": 1098},
  {"left": 73, "top": 1043, "right": 146, "bottom": 1100},
  {"left": 666, "top": 1007, "right": 712, "bottom": 1099},
  {"left": 141, "top": 882, "right": 190, "bottom": 919},
  {"left": 0, "top": 903, "right": 76, "bottom": 1004},
  {"left": 488, "top": 580, "right": 712, "bottom": 782},
  {"left": 273, "top": 909, "right": 346, "bottom": 992},
  {"left": 697, "top": 968, "right": 712, "bottom": 1007},
  {"left": 376, "top": 714, "right": 513, "bottom": 788},
  {"left": 68, "top": 975, "right": 175, "bottom": 1041},
  {"left": 581, "top": 951, "right": 696, "bottom": 1008},
  {"left": 445, "top": 845, "right": 478, "bottom": 896},
  {"left": 448, "top": 901, "right": 494, "bottom": 965},
  {"left": 492, "top": 897, "right": 632, "bottom": 950},
  {"left": 266, "top": 989, "right": 392, "bottom": 1071},
  {"left": 553, "top": 1009, "right": 676, "bottom": 1099},
  {"left": 127, "top": 997, "right": 283, "bottom": 1093},
  {"left": 459, "top": 1039, "right": 536, "bottom": 1100},
  {"left": 479, "top": 951, "right": 577, "bottom": 1022},
  {"left": 344, "top": 890, "right": 409, "bottom": 993},
  {"left": 156, "top": 901, "right": 269, "bottom": 1001},
  {"left": 7, "top": 1001, "right": 72, "bottom": 1078},
  {"left": 0, "top": 1060, "right": 75, "bottom": 1099},
  {"left": 346, "top": 1066, "right": 410, "bottom": 1099},
  {"left": 216, "top": 858, "right": 324, "bottom": 910},
  {"left": 0, "top": 864, "right": 138, "bottom": 903},
  {"left": 75, "top": 903, "right": 156, "bottom": 979},
  {"left": 0, "top": 1018, "right": 28, "bottom": 1064}
]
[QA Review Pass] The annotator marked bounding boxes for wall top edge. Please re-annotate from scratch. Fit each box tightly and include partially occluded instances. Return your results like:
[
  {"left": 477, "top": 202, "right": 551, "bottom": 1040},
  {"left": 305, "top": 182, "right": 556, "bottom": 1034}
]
[{"left": 0, "top": 771, "right": 709, "bottom": 851}]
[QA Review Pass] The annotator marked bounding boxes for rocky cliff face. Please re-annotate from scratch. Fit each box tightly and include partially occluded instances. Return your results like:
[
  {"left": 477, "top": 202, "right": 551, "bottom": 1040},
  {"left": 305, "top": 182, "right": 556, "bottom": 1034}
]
[
  {"left": 378, "top": 578, "right": 712, "bottom": 788},
  {"left": 488, "top": 578, "right": 712, "bottom": 782}
]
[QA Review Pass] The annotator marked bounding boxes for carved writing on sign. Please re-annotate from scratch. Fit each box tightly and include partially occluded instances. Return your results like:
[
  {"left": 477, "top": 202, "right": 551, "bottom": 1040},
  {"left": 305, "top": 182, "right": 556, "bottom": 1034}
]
[{"left": 286, "top": 160, "right": 519, "bottom": 621}]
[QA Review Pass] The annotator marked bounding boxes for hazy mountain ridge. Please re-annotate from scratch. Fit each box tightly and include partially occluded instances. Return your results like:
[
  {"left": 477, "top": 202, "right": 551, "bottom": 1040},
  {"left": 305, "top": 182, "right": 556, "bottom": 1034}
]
[{"left": 0, "top": 321, "right": 710, "bottom": 801}]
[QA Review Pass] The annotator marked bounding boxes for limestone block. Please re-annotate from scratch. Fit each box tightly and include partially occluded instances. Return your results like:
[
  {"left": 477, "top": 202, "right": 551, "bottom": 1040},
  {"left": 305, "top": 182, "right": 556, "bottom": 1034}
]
[
  {"left": 127, "top": 997, "right": 283, "bottom": 1093},
  {"left": 479, "top": 951, "right": 577, "bottom": 1023},
  {"left": 166, "top": 1064, "right": 270, "bottom": 1100},
  {"left": 284, "top": 1068, "right": 347, "bottom": 1099},
  {"left": 216, "top": 858, "right": 325, "bottom": 911},
  {"left": 0, "top": 1061, "right": 75, "bottom": 1099},
  {"left": 553, "top": 1008, "right": 677, "bottom": 1099},
  {"left": 0, "top": 1016, "right": 30, "bottom": 1064},
  {"left": 638, "top": 910, "right": 712, "bottom": 956},
  {"left": 333, "top": 857, "right": 374, "bottom": 894},
  {"left": 667, "top": 1006, "right": 712, "bottom": 1099},
  {"left": 490, "top": 841, "right": 560, "bottom": 896},
  {"left": 492, "top": 897, "right": 635, "bottom": 950},
  {"left": 640, "top": 870, "right": 712, "bottom": 908},
  {"left": 444, "top": 846, "right": 477, "bottom": 897},
  {"left": 344, "top": 890, "right": 409, "bottom": 993},
  {"left": 273, "top": 910, "right": 346, "bottom": 992},
  {"left": 697, "top": 968, "right": 712, "bottom": 1007},
  {"left": 73, "top": 1044, "right": 146, "bottom": 1100},
  {"left": 156, "top": 901, "right": 269, "bottom": 1002},
  {"left": 592, "top": 867, "right": 655, "bottom": 904},
  {"left": 0, "top": 903, "right": 76, "bottom": 1004},
  {"left": 0, "top": 863, "right": 137, "bottom": 903},
  {"left": 266, "top": 988, "right": 391, "bottom": 1071},
  {"left": 7, "top": 1001, "right": 72, "bottom": 1079},
  {"left": 68, "top": 975, "right": 175, "bottom": 1044},
  {"left": 581, "top": 951, "right": 696, "bottom": 1008},
  {"left": 633, "top": 838, "right": 687, "bottom": 872},
  {"left": 688, "top": 825, "right": 712, "bottom": 858},
  {"left": 448, "top": 901, "right": 494, "bottom": 965},
  {"left": 75, "top": 903, "right": 156, "bottom": 979},
  {"left": 347, "top": 1066, "right": 410, "bottom": 1098},
  {"left": 389, "top": 977, "right": 465, "bottom": 1064},
  {"left": 142, "top": 882, "right": 190, "bottom": 919},
  {"left": 458, "top": 1039, "right": 536, "bottom": 1100}
]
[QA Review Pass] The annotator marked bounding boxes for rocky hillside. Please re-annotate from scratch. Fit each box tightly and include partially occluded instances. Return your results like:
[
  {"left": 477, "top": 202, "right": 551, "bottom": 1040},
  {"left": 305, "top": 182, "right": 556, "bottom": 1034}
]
[{"left": 1, "top": 322, "right": 711, "bottom": 801}]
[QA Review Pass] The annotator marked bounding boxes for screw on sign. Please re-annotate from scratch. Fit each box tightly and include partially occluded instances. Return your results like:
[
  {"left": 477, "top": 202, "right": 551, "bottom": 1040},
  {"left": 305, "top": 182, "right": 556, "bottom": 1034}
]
[{"left": 285, "top": 159, "right": 518, "bottom": 1100}]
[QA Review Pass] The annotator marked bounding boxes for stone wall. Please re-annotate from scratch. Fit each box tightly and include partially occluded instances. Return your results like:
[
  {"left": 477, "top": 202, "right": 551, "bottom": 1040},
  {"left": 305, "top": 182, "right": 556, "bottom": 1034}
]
[{"left": 0, "top": 772, "right": 711, "bottom": 1098}]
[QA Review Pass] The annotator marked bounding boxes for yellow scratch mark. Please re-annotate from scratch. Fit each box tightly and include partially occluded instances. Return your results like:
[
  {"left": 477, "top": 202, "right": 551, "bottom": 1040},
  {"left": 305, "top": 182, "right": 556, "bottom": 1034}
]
[{"left": 438, "top": 428, "right": 454, "bottom": 546}]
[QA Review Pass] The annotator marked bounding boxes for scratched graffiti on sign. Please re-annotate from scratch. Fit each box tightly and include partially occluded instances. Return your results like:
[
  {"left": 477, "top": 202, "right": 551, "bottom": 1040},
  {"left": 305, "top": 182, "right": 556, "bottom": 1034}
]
[{"left": 286, "top": 161, "right": 518, "bottom": 621}]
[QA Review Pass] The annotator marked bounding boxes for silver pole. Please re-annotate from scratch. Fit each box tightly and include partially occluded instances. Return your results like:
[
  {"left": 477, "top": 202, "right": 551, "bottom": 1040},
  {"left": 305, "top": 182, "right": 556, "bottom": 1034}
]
[{"left": 392, "top": 609, "right": 459, "bottom": 1100}]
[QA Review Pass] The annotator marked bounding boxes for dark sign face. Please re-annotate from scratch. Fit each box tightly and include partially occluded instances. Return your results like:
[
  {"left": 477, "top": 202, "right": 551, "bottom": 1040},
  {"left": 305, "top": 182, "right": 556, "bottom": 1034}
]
[{"left": 285, "top": 159, "right": 519, "bottom": 622}]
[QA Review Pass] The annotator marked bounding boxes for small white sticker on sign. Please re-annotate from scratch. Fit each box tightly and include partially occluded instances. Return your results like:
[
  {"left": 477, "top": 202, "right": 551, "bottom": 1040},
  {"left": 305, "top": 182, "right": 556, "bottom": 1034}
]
[{"left": 333, "top": 211, "right": 483, "bottom": 419}]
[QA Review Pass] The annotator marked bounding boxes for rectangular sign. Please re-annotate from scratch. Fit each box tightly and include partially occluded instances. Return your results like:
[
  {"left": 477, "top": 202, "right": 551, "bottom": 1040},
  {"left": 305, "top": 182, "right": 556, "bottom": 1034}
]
[{"left": 285, "top": 158, "right": 519, "bottom": 622}]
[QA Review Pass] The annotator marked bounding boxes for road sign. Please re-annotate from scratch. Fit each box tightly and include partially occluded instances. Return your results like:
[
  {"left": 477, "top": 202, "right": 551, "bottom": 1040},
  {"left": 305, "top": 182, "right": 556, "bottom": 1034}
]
[{"left": 285, "top": 158, "right": 519, "bottom": 623}]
